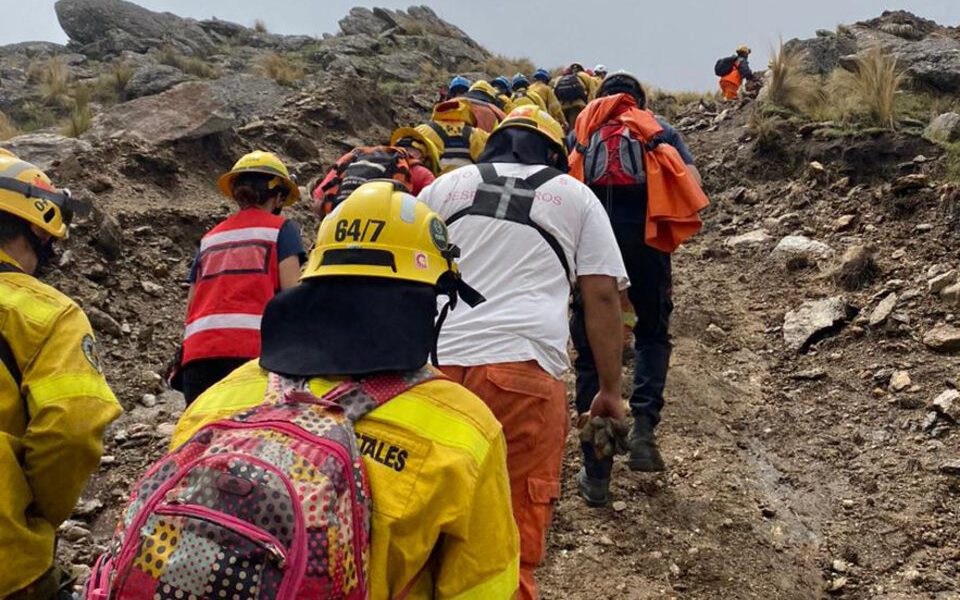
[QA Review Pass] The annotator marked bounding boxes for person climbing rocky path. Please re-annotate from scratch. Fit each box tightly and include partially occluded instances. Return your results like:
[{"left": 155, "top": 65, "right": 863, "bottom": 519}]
[{"left": 2, "top": 1, "right": 959, "bottom": 598}]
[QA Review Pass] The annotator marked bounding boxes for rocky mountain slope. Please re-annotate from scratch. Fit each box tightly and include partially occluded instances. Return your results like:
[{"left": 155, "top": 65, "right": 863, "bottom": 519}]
[{"left": 2, "top": 3, "right": 960, "bottom": 598}]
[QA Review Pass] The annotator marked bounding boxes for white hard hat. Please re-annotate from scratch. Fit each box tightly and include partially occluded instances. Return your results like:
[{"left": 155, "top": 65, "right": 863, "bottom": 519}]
[{"left": 594, "top": 64, "right": 607, "bottom": 73}]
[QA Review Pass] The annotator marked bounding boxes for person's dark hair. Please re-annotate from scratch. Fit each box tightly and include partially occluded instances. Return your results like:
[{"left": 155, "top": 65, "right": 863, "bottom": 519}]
[
  {"left": 232, "top": 172, "right": 285, "bottom": 208},
  {"left": 0, "top": 211, "right": 29, "bottom": 245},
  {"left": 599, "top": 77, "right": 647, "bottom": 109}
]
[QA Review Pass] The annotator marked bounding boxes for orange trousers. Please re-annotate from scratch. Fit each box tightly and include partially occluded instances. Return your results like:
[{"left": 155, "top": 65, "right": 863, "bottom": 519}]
[
  {"left": 442, "top": 361, "right": 568, "bottom": 600},
  {"left": 719, "top": 79, "right": 740, "bottom": 100}
]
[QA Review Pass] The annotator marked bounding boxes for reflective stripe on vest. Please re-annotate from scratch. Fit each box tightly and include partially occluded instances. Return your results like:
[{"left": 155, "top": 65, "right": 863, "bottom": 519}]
[
  {"left": 200, "top": 227, "right": 284, "bottom": 252},
  {"left": 183, "top": 313, "right": 262, "bottom": 341},
  {"left": 446, "top": 164, "right": 571, "bottom": 281}
]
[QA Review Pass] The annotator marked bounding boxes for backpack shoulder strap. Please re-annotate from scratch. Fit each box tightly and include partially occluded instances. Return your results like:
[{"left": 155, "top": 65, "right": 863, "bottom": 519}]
[
  {"left": 428, "top": 121, "right": 451, "bottom": 145},
  {"left": 522, "top": 166, "right": 564, "bottom": 190},
  {"left": 0, "top": 332, "right": 22, "bottom": 391},
  {"left": 0, "top": 262, "right": 24, "bottom": 393},
  {"left": 333, "top": 366, "right": 440, "bottom": 422}
]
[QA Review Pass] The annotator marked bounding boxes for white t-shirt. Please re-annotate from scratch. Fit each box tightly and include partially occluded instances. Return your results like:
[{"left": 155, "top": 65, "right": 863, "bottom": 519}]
[{"left": 418, "top": 163, "right": 628, "bottom": 377}]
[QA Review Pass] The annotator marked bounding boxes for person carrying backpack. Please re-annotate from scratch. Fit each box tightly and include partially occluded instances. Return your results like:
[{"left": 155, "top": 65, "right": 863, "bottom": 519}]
[
  {"left": 717, "top": 45, "right": 756, "bottom": 100},
  {"left": 567, "top": 71, "right": 709, "bottom": 506},
  {"left": 528, "top": 69, "right": 567, "bottom": 129},
  {"left": 510, "top": 74, "right": 548, "bottom": 111},
  {"left": 418, "top": 106, "right": 628, "bottom": 600},
  {"left": 553, "top": 62, "right": 598, "bottom": 128},
  {"left": 490, "top": 75, "right": 515, "bottom": 112},
  {"left": 0, "top": 151, "right": 121, "bottom": 599},
  {"left": 85, "top": 181, "right": 518, "bottom": 600},
  {"left": 312, "top": 127, "right": 439, "bottom": 216},
  {"left": 416, "top": 98, "right": 490, "bottom": 174},
  {"left": 464, "top": 80, "right": 508, "bottom": 133},
  {"left": 179, "top": 151, "right": 305, "bottom": 404}
]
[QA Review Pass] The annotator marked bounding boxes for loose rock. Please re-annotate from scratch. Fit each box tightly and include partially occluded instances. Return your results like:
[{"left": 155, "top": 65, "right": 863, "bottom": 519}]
[
  {"left": 888, "top": 370, "right": 911, "bottom": 392},
  {"left": 923, "top": 323, "right": 960, "bottom": 353},
  {"left": 783, "top": 297, "right": 853, "bottom": 352},
  {"left": 868, "top": 293, "right": 897, "bottom": 327}
]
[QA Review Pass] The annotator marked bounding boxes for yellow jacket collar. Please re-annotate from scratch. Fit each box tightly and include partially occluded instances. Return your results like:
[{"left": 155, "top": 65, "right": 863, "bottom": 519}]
[{"left": 0, "top": 248, "right": 24, "bottom": 272}]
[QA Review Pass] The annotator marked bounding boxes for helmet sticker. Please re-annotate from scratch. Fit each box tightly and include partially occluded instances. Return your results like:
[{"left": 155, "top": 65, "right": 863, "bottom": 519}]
[
  {"left": 429, "top": 217, "right": 448, "bottom": 251},
  {"left": 415, "top": 252, "right": 429, "bottom": 270},
  {"left": 81, "top": 334, "right": 103, "bottom": 373}
]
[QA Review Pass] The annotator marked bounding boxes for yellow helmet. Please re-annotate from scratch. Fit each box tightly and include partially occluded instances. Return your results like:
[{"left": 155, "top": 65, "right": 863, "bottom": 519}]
[
  {"left": 493, "top": 105, "right": 566, "bottom": 155},
  {"left": 217, "top": 150, "right": 300, "bottom": 206},
  {"left": 303, "top": 181, "right": 462, "bottom": 289},
  {"left": 390, "top": 126, "right": 441, "bottom": 175},
  {"left": 0, "top": 148, "right": 16, "bottom": 159},
  {"left": 736, "top": 45, "right": 751, "bottom": 55},
  {"left": 0, "top": 154, "right": 72, "bottom": 238},
  {"left": 468, "top": 80, "right": 499, "bottom": 100},
  {"left": 511, "top": 90, "right": 547, "bottom": 111}
]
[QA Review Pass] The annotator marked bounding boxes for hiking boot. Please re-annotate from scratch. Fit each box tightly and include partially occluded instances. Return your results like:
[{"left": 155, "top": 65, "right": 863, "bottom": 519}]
[
  {"left": 575, "top": 467, "right": 610, "bottom": 508},
  {"left": 628, "top": 417, "right": 666, "bottom": 472}
]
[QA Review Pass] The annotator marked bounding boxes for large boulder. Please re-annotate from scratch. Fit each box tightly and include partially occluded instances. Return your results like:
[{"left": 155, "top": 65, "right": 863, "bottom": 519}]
[
  {"left": 787, "top": 11, "right": 960, "bottom": 93},
  {"left": 55, "top": 0, "right": 216, "bottom": 57},
  {"left": 0, "top": 133, "right": 93, "bottom": 172},
  {"left": 87, "top": 75, "right": 288, "bottom": 144},
  {"left": 925, "top": 113, "right": 960, "bottom": 144}
]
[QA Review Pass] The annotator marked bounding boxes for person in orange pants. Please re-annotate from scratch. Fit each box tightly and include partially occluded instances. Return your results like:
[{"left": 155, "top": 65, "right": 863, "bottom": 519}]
[
  {"left": 719, "top": 45, "right": 755, "bottom": 100},
  {"left": 418, "top": 106, "right": 628, "bottom": 599}
]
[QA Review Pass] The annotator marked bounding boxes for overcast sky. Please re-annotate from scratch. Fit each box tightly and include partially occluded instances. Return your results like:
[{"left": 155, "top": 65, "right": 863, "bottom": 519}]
[{"left": 3, "top": 1, "right": 959, "bottom": 90}]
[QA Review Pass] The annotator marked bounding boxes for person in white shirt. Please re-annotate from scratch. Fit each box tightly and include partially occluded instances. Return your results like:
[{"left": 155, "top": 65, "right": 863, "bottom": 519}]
[{"left": 418, "top": 105, "right": 627, "bottom": 600}]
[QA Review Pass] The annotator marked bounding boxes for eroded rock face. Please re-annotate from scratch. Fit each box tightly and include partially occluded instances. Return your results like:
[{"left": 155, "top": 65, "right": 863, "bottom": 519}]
[
  {"left": 786, "top": 10, "right": 960, "bottom": 93},
  {"left": 55, "top": 0, "right": 216, "bottom": 57},
  {"left": 0, "top": 133, "right": 93, "bottom": 172}
]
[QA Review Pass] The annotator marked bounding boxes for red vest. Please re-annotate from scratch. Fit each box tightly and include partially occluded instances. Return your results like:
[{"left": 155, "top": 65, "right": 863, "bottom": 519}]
[{"left": 183, "top": 209, "right": 285, "bottom": 364}]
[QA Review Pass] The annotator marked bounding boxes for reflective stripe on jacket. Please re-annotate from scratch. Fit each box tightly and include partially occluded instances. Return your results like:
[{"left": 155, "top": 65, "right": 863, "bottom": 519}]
[
  {"left": 183, "top": 209, "right": 285, "bottom": 364},
  {"left": 170, "top": 361, "right": 520, "bottom": 600},
  {"left": 0, "top": 249, "right": 121, "bottom": 596}
]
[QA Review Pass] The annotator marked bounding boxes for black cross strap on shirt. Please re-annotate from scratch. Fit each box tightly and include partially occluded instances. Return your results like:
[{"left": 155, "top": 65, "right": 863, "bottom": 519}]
[{"left": 446, "top": 163, "right": 571, "bottom": 281}]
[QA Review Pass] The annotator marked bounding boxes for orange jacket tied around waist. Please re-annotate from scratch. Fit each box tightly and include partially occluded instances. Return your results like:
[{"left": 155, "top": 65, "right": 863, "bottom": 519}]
[{"left": 568, "top": 94, "right": 710, "bottom": 253}]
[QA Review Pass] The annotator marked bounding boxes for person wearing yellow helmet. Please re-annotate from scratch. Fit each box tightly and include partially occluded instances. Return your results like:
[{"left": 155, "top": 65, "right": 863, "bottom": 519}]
[
  {"left": 177, "top": 150, "right": 305, "bottom": 404},
  {"left": 529, "top": 69, "right": 568, "bottom": 129},
  {"left": 0, "top": 152, "right": 121, "bottom": 598},
  {"left": 464, "top": 80, "right": 507, "bottom": 133},
  {"left": 418, "top": 106, "right": 628, "bottom": 600},
  {"left": 310, "top": 128, "right": 440, "bottom": 218},
  {"left": 170, "top": 181, "right": 519, "bottom": 599},
  {"left": 717, "top": 45, "right": 757, "bottom": 100},
  {"left": 416, "top": 98, "right": 490, "bottom": 174}
]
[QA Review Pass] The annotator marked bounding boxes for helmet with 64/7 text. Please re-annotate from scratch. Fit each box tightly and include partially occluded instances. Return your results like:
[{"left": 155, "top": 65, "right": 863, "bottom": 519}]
[
  {"left": 302, "top": 181, "right": 482, "bottom": 310},
  {"left": 0, "top": 153, "right": 73, "bottom": 238}
]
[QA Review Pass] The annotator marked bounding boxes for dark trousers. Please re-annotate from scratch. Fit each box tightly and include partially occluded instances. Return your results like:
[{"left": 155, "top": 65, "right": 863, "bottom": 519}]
[
  {"left": 571, "top": 221, "right": 673, "bottom": 478},
  {"left": 181, "top": 357, "right": 248, "bottom": 405}
]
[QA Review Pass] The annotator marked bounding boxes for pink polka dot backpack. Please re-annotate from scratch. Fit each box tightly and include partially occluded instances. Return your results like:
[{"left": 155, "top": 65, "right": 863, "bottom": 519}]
[{"left": 83, "top": 368, "right": 436, "bottom": 600}]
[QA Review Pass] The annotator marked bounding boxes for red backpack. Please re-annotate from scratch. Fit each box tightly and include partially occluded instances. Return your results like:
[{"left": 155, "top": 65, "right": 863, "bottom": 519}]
[
  {"left": 318, "top": 146, "right": 414, "bottom": 215},
  {"left": 580, "top": 121, "right": 648, "bottom": 187}
]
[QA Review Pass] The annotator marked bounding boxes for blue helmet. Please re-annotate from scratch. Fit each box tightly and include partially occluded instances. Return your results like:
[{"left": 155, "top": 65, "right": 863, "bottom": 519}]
[
  {"left": 448, "top": 75, "right": 471, "bottom": 95},
  {"left": 491, "top": 75, "right": 511, "bottom": 94},
  {"left": 533, "top": 68, "right": 550, "bottom": 82},
  {"left": 512, "top": 73, "right": 530, "bottom": 89}
]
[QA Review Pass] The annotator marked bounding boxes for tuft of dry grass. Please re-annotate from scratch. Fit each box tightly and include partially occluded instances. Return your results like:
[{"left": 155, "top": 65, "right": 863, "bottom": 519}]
[
  {"left": 61, "top": 85, "right": 93, "bottom": 137},
  {"left": 93, "top": 62, "right": 135, "bottom": 103},
  {"left": 158, "top": 46, "right": 220, "bottom": 79},
  {"left": 36, "top": 57, "right": 72, "bottom": 107},
  {"left": 747, "top": 110, "right": 789, "bottom": 152},
  {"left": 827, "top": 46, "right": 903, "bottom": 128},
  {"left": 258, "top": 53, "right": 304, "bottom": 86},
  {"left": 763, "top": 39, "right": 824, "bottom": 112},
  {"left": 480, "top": 54, "right": 535, "bottom": 79},
  {"left": 0, "top": 111, "right": 19, "bottom": 141},
  {"left": 253, "top": 19, "right": 268, "bottom": 33},
  {"left": 419, "top": 60, "right": 451, "bottom": 87}
]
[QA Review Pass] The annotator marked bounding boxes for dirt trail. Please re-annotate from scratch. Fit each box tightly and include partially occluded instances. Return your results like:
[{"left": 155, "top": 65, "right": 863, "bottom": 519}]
[{"left": 540, "top": 240, "right": 827, "bottom": 599}]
